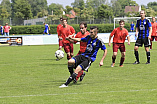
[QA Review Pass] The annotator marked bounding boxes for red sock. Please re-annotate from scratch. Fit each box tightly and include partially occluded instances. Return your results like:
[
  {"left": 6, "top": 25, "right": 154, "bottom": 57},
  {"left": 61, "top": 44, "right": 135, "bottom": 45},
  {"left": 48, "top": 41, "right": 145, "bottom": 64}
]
[
  {"left": 120, "top": 57, "right": 125, "bottom": 66},
  {"left": 112, "top": 56, "right": 116, "bottom": 63},
  {"left": 76, "top": 70, "right": 83, "bottom": 81},
  {"left": 150, "top": 41, "right": 152, "bottom": 49}
]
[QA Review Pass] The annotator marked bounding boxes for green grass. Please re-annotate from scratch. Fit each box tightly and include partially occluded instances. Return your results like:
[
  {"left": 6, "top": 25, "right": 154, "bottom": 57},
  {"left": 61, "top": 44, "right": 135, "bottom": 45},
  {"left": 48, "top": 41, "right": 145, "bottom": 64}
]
[{"left": 0, "top": 42, "right": 157, "bottom": 104}]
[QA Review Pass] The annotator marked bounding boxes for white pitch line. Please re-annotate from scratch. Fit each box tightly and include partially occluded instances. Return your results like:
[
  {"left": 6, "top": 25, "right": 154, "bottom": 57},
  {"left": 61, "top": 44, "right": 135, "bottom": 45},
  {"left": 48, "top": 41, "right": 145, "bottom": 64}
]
[{"left": 0, "top": 89, "right": 156, "bottom": 99}]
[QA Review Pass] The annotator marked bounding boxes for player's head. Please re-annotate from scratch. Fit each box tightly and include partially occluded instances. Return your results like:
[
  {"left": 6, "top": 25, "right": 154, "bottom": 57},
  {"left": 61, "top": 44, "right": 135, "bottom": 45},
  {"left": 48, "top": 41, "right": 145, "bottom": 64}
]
[
  {"left": 90, "top": 26, "right": 98, "bottom": 39},
  {"left": 79, "top": 22, "right": 87, "bottom": 34},
  {"left": 62, "top": 18, "right": 67, "bottom": 27},
  {"left": 5, "top": 23, "right": 8, "bottom": 25},
  {"left": 119, "top": 20, "right": 125, "bottom": 29},
  {"left": 43, "top": 23, "right": 46, "bottom": 25},
  {"left": 152, "top": 17, "right": 156, "bottom": 22},
  {"left": 140, "top": 10, "right": 146, "bottom": 19}
]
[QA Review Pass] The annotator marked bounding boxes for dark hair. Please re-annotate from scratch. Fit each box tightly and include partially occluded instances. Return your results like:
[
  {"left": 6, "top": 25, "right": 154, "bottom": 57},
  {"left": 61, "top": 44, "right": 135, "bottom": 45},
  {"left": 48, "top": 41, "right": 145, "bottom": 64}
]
[
  {"left": 90, "top": 26, "right": 98, "bottom": 30},
  {"left": 79, "top": 22, "right": 87, "bottom": 28},
  {"left": 90, "top": 26, "right": 98, "bottom": 33},
  {"left": 62, "top": 18, "right": 67, "bottom": 21},
  {"left": 119, "top": 20, "right": 125, "bottom": 24},
  {"left": 60, "top": 17, "right": 63, "bottom": 21}
]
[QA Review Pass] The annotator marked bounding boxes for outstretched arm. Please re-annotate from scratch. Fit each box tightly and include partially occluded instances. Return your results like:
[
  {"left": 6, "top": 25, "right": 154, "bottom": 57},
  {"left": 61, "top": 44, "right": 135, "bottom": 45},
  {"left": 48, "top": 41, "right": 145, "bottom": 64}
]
[
  {"left": 99, "top": 49, "right": 107, "bottom": 67},
  {"left": 66, "top": 36, "right": 81, "bottom": 42}
]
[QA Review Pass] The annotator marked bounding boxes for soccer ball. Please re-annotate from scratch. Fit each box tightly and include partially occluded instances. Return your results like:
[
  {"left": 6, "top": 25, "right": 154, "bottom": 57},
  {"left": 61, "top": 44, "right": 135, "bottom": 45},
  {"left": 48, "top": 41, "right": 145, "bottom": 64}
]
[{"left": 55, "top": 50, "right": 64, "bottom": 59}]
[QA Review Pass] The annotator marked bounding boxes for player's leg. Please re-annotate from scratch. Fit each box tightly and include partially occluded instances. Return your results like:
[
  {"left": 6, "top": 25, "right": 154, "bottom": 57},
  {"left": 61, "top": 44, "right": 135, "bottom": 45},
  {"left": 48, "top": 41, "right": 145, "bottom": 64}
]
[
  {"left": 150, "top": 36, "right": 154, "bottom": 50},
  {"left": 144, "top": 38, "right": 151, "bottom": 64},
  {"left": 63, "top": 43, "right": 71, "bottom": 60},
  {"left": 70, "top": 43, "right": 74, "bottom": 58},
  {"left": 58, "top": 39, "right": 63, "bottom": 50},
  {"left": 68, "top": 58, "right": 75, "bottom": 75},
  {"left": 134, "top": 39, "right": 142, "bottom": 64},
  {"left": 119, "top": 44, "right": 126, "bottom": 67},
  {"left": 111, "top": 43, "right": 118, "bottom": 67}
]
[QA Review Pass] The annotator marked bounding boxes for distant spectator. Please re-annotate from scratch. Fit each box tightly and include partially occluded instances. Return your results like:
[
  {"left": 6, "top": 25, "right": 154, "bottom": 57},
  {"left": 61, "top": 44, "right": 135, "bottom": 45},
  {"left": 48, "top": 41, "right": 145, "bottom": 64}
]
[
  {"left": 3, "top": 23, "right": 11, "bottom": 36},
  {"left": 43, "top": 23, "right": 50, "bottom": 35},
  {"left": 130, "top": 21, "right": 135, "bottom": 32},
  {"left": 0, "top": 25, "right": 3, "bottom": 36}
]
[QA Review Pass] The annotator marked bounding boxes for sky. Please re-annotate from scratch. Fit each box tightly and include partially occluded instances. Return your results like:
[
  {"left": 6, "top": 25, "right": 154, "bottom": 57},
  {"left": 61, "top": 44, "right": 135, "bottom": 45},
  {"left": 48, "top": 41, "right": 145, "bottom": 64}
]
[{"left": 48, "top": 0, "right": 157, "bottom": 7}]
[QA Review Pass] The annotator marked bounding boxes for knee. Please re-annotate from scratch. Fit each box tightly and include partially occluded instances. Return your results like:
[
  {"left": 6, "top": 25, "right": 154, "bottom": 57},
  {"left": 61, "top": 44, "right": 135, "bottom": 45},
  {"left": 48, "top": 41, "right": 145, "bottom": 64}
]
[{"left": 68, "top": 59, "right": 75, "bottom": 65}]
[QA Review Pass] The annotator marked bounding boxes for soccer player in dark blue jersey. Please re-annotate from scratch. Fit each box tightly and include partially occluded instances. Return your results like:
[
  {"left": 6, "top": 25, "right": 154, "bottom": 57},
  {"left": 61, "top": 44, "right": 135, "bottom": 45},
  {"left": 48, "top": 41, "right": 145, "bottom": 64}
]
[
  {"left": 43, "top": 23, "right": 50, "bottom": 35},
  {"left": 59, "top": 26, "right": 107, "bottom": 88},
  {"left": 134, "top": 10, "right": 152, "bottom": 64},
  {"left": 130, "top": 21, "right": 135, "bottom": 32}
]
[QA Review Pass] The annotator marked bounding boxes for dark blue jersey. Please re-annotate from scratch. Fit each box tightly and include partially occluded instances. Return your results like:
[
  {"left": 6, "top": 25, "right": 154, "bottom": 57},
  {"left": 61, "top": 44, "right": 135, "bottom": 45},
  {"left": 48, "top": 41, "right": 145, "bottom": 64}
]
[
  {"left": 130, "top": 24, "right": 134, "bottom": 28},
  {"left": 81, "top": 35, "right": 106, "bottom": 62},
  {"left": 136, "top": 19, "right": 152, "bottom": 39}
]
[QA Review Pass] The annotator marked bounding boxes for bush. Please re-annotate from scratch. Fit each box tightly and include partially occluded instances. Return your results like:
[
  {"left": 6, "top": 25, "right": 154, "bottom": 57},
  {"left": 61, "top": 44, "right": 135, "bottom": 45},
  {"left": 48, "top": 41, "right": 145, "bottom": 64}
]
[{"left": 9, "top": 23, "right": 132, "bottom": 35}]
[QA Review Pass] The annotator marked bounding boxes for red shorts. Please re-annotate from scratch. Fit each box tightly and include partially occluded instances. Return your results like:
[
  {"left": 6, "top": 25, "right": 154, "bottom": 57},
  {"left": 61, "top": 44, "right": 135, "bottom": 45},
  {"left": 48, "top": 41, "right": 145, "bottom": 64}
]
[
  {"left": 150, "top": 36, "right": 157, "bottom": 41},
  {"left": 63, "top": 43, "right": 73, "bottom": 53},
  {"left": 113, "top": 43, "right": 125, "bottom": 52},
  {"left": 59, "top": 39, "right": 63, "bottom": 47}
]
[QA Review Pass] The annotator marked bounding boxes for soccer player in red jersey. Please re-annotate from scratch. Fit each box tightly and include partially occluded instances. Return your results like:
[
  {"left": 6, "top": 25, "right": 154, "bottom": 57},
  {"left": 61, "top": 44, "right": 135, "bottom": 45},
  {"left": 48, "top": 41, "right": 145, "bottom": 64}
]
[
  {"left": 67, "top": 22, "right": 90, "bottom": 83},
  {"left": 150, "top": 17, "right": 157, "bottom": 50},
  {"left": 57, "top": 18, "right": 63, "bottom": 50},
  {"left": 108, "top": 20, "right": 130, "bottom": 67},
  {"left": 58, "top": 18, "right": 75, "bottom": 60}
]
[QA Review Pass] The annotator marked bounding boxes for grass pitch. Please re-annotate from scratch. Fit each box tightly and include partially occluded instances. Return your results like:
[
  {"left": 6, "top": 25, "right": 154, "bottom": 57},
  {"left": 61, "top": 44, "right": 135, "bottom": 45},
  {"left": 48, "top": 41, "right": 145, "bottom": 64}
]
[{"left": 0, "top": 42, "right": 157, "bottom": 104}]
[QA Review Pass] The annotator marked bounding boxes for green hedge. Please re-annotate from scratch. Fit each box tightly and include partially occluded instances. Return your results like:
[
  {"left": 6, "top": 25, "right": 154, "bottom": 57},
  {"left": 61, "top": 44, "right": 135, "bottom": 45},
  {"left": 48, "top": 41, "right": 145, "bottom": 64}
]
[{"left": 9, "top": 23, "right": 132, "bottom": 35}]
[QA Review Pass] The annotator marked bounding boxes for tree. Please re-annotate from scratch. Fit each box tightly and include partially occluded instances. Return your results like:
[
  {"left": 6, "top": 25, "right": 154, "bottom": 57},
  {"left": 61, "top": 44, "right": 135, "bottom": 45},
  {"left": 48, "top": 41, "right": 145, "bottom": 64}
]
[
  {"left": 71, "top": 0, "right": 85, "bottom": 10},
  {"left": 0, "top": 0, "right": 11, "bottom": 16},
  {"left": 24, "top": 0, "right": 48, "bottom": 17},
  {"left": 111, "top": 1, "right": 122, "bottom": 17},
  {"left": 48, "top": 3, "right": 63, "bottom": 17},
  {"left": 98, "top": 4, "right": 113, "bottom": 18},
  {"left": 13, "top": 0, "right": 33, "bottom": 19},
  {"left": 147, "top": 2, "right": 157, "bottom": 12}
]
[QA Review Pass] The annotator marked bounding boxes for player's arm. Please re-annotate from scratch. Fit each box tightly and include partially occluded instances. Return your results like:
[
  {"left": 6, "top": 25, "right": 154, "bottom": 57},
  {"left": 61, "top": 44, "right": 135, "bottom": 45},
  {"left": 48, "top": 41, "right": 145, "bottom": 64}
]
[
  {"left": 108, "top": 35, "right": 112, "bottom": 46},
  {"left": 99, "top": 49, "right": 107, "bottom": 67},
  {"left": 67, "top": 37, "right": 81, "bottom": 42},
  {"left": 135, "top": 27, "right": 138, "bottom": 37},
  {"left": 108, "top": 29, "right": 115, "bottom": 46},
  {"left": 127, "top": 35, "right": 130, "bottom": 45},
  {"left": 148, "top": 27, "right": 152, "bottom": 39}
]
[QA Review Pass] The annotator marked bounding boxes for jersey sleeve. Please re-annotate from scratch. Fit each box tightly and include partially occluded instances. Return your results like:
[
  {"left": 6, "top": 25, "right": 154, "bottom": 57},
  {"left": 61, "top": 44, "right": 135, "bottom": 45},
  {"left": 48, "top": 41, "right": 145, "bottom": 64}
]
[
  {"left": 58, "top": 28, "right": 61, "bottom": 37},
  {"left": 136, "top": 20, "right": 139, "bottom": 27},
  {"left": 70, "top": 26, "right": 75, "bottom": 34},
  {"left": 81, "top": 35, "right": 89, "bottom": 42},
  {"left": 110, "top": 28, "right": 116, "bottom": 37}
]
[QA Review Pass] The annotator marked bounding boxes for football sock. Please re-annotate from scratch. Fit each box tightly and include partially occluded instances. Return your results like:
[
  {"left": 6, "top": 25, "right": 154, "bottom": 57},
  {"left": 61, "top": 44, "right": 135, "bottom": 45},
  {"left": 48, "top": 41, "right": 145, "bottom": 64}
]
[
  {"left": 120, "top": 57, "right": 125, "bottom": 66},
  {"left": 68, "top": 65, "right": 74, "bottom": 75},
  {"left": 134, "top": 51, "right": 139, "bottom": 62},
  {"left": 150, "top": 42, "right": 152, "bottom": 49},
  {"left": 112, "top": 56, "right": 116, "bottom": 63},
  {"left": 65, "top": 73, "right": 78, "bottom": 86},
  {"left": 76, "top": 70, "right": 83, "bottom": 81},
  {"left": 146, "top": 51, "right": 150, "bottom": 63}
]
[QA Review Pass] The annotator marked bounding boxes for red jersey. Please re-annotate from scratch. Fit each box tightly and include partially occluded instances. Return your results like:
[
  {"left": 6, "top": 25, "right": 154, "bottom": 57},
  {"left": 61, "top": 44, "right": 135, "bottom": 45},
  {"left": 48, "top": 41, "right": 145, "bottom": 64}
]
[
  {"left": 58, "top": 25, "right": 75, "bottom": 43},
  {"left": 4, "top": 26, "right": 11, "bottom": 32},
  {"left": 75, "top": 31, "right": 90, "bottom": 53},
  {"left": 110, "top": 27, "right": 129, "bottom": 43},
  {"left": 151, "top": 22, "right": 157, "bottom": 36},
  {"left": 57, "top": 24, "right": 62, "bottom": 37}
]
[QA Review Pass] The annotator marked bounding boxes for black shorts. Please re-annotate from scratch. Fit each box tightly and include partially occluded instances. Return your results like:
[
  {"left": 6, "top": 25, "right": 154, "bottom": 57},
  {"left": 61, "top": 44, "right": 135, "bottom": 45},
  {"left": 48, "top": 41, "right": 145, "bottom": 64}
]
[
  {"left": 135, "top": 37, "right": 151, "bottom": 47},
  {"left": 73, "top": 54, "right": 92, "bottom": 72}
]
